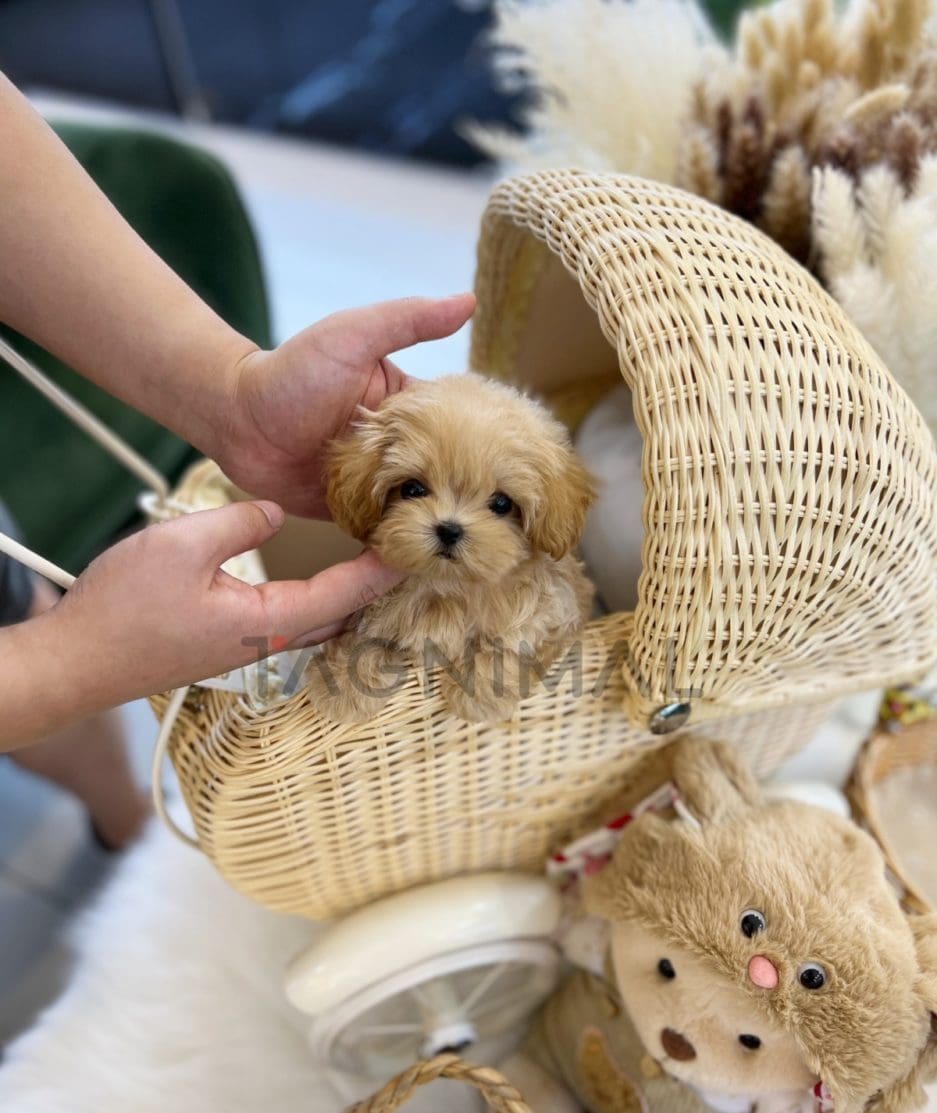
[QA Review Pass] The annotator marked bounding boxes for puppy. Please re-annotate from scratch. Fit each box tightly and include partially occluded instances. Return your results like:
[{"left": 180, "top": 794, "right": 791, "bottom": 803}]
[{"left": 306, "top": 373, "right": 596, "bottom": 723}]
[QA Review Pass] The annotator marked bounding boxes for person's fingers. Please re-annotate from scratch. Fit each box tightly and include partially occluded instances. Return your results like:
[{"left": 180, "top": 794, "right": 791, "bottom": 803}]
[
  {"left": 320, "top": 293, "right": 476, "bottom": 362},
  {"left": 258, "top": 549, "right": 404, "bottom": 641},
  {"left": 286, "top": 619, "right": 347, "bottom": 649},
  {"left": 166, "top": 501, "right": 285, "bottom": 568},
  {"left": 374, "top": 356, "right": 408, "bottom": 393}
]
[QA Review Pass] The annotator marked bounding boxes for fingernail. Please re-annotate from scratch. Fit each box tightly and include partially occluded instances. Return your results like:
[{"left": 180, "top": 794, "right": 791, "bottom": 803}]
[{"left": 256, "top": 501, "right": 285, "bottom": 529}]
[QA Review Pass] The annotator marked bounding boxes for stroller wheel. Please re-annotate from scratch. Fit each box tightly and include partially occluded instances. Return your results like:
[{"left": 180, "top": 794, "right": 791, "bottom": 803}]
[{"left": 285, "top": 872, "right": 562, "bottom": 1078}]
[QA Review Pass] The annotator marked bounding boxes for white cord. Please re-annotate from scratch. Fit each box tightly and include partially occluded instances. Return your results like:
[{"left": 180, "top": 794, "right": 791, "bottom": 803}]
[
  {"left": 0, "top": 336, "right": 170, "bottom": 501},
  {"left": 0, "top": 530, "right": 75, "bottom": 589},
  {"left": 150, "top": 685, "right": 200, "bottom": 849}
]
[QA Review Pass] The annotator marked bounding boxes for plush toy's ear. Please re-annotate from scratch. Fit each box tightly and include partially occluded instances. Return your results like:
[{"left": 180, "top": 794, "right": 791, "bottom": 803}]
[
  {"left": 668, "top": 738, "right": 762, "bottom": 825},
  {"left": 326, "top": 410, "right": 391, "bottom": 541},
  {"left": 854, "top": 915, "right": 937, "bottom": 1113},
  {"left": 909, "top": 914, "right": 937, "bottom": 1087},
  {"left": 525, "top": 446, "right": 596, "bottom": 560}
]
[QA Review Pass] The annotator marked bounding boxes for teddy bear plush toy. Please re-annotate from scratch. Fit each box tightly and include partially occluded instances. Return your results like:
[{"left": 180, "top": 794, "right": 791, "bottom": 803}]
[{"left": 508, "top": 739, "right": 937, "bottom": 1113}]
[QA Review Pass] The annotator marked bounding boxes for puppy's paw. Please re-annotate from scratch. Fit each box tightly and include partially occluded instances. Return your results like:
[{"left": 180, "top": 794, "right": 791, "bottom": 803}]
[
  {"left": 440, "top": 669, "right": 520, "bottom": 724},
  {"left": 303, "top": 664, "right": 371, "bottom": 723},
  {"left": 304, "top": 639, "right": 404, "bottom": 724}
]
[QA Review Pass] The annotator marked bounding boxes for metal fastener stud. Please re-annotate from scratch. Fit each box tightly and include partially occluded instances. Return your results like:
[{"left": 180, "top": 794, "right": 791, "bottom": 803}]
[{"left": 649, "top": 701, "right": 691, "bottom": 734}]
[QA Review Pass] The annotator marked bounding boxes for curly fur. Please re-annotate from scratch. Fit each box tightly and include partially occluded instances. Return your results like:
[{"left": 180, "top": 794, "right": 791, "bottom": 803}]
[{"left": 306, "top": 374, "right": 595, "bottom": 724}]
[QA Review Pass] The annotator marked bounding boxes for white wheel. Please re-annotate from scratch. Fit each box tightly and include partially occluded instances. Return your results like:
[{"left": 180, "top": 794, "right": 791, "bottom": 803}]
[
  {"left": 310, "top": 938, "right": 559, "bottom": 1078},
  {"left": 284, "top": 872, "right": 562, "bottom": 1078}
]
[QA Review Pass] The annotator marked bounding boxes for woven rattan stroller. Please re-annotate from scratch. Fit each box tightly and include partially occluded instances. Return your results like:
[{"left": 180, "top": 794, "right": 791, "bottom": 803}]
[{"left": 4, "top": 170, "right": 937, "bottom": 1106}]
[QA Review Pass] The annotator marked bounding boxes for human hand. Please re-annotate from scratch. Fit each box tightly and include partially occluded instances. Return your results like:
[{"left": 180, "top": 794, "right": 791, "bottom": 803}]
[
  {"left": 3, "top": 501, "right": 401, "bottom": 748},
  {"left": 216, "top": 293, "right": 475, "bottom": 518}
]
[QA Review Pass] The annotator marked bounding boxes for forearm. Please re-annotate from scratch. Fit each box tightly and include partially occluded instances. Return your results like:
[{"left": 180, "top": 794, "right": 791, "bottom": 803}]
[
  {"left": 0, "top": 608, "right": 111, "bottom": 751},
  {"left": 0, "top": 74, "right": 256, "bottom": 456}
]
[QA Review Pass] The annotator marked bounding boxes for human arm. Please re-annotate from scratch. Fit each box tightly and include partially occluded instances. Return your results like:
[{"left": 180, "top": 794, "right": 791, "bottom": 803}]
[
  {"left": 0, "top": 73, "right": 475, "bottom": 516},
  {"left": 0, "top": 501, "right": 402, "bottom": 752}
]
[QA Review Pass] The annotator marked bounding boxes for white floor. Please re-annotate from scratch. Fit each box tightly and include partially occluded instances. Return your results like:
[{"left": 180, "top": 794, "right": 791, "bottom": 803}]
[{"left": 0, "top": 699, "right": 156, "bottom": 1046}]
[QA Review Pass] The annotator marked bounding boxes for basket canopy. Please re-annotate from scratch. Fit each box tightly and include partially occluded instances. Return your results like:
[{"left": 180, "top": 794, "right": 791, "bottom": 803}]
[{"left": 471, "top": 170, "right": 937, "bottom": 730}]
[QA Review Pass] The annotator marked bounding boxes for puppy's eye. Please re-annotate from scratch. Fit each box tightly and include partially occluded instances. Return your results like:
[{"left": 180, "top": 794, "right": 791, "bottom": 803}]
[
  {"left": 739, "top": 1034, "right": 762, "bottom": 1050},
  {"left": 740, "top": 909, "right": 766, "bottom": 938},
  {"left": 657, "top": 958, "right": 676, "bottom": 980},
  {"left": 489, "top": 492, "right": 514, "bottom": 516},
  {"left": 798, "top": 963, "right": 827, "bottom": 990},
  {"left": 400, "top": 479, "right": 428, "bottom": 500}
]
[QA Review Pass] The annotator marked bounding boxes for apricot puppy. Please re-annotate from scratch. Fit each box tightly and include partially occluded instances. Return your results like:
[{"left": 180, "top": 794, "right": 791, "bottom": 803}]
[{"left": 306, "top": 373, "right": 596, "bottom": 723}]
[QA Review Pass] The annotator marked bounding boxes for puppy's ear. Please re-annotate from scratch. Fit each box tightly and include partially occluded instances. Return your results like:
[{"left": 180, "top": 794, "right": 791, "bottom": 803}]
[
  {"left": 526, "top": 446, "right": 596, "bottom": 560},
  {"left": 326, "top": 411, "right": 389, "bottom": 541}
]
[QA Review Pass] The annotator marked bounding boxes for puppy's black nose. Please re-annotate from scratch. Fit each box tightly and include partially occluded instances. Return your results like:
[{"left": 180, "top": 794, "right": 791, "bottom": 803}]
[{"left": 435, "top": 521, "right": 464, "bottom": 547}]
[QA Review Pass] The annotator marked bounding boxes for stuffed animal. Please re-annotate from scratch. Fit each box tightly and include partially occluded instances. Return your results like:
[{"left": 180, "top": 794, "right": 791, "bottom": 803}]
[{"left": 508, "top": 739, "right": 937, "bottom": 1113}]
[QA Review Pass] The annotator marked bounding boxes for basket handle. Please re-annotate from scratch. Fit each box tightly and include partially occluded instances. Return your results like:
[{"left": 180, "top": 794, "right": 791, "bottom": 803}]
[
  {"left": 343, "top": 1056, "right": 533, "bottom": 1113},
  {"left": 150, "top": 685, "right": 200, "bottom": 850}
]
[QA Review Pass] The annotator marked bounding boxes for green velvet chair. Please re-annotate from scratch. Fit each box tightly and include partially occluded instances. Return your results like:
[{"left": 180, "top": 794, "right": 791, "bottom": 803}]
[{"left": 0, "top": 123, "right": 271, "bottom": 572}]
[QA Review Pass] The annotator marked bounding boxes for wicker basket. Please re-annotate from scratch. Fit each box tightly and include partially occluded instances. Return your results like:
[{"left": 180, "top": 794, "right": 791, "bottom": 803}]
[
  {"left": 147, "top": 170, "right": 937, "bottom": 922},
  {"left": 848, "top": 715, "right": 937, "bottom": 915}
]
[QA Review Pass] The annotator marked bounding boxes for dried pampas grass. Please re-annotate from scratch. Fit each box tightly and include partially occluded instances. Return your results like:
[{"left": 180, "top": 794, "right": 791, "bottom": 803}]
[
  {"left": 684, "top": 0, "right": 937, "bottom": 261},
  {"left": 466, "top": 0, "right": 721, "bottom": 183},
  {"left": 468, "top": 0, "right": 937, "bottom": 439},
  {"left": 813, "top": 155, "right": 937, "bottom": 438}
]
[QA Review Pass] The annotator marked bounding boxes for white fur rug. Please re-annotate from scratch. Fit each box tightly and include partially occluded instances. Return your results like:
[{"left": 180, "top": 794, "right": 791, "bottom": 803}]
[{"left": 0, "top": 824, "right": 482, "bottom": 1113}]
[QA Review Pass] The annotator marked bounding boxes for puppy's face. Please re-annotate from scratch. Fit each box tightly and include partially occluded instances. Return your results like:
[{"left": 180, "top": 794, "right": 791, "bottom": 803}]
[{"left": 327, "top": 375, "right": 595, "bottom": 584}]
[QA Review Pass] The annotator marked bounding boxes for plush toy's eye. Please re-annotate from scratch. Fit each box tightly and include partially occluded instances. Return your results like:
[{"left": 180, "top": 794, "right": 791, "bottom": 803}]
[
  {"left": 738, "top": 1034, "right": 762, "bottom": 1050},
  {"left": 798, "top": 963, "right": 827, "bottom": 990},
  {"left": 489, "top": 492, "right": 514, "bottom": 516},
  {"left": 657, "top": 958, "right": 676, "bottom": 980},
  {"left": 400, "top": 479, "right": 428, "bottom": 500},
  {"left": 740, "top": 909, "right": 766, "bottom": 938}
]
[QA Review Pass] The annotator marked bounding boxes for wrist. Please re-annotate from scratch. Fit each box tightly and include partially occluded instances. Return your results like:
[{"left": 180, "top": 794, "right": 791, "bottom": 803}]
[{"left": 182, "top": 327, "right": 262, "bottom": 463}]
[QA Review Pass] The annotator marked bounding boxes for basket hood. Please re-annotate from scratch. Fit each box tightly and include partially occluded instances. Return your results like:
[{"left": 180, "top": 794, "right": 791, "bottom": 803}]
[{"left": 470, "top": 169, "right": 937, "bottom": 733}]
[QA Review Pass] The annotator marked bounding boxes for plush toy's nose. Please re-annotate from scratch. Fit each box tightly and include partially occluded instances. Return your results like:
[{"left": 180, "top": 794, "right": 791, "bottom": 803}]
[
  {"left": 660, "top": 1027, "right": 696, "bottom": 1061},
  {"left": 748, "top": 955, "right": 779, "bottom": 989}
]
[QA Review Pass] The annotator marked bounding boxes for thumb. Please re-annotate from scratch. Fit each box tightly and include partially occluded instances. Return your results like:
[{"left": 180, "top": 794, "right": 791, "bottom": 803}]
[
  {"left": 258, "top": 549, "right": 404, "bottom": 642},
  {"left": 321, "top": 293, "right": 476, "bottom": 361},
  {"left": 172, "top": 501, "right": 285, "bottom": 567}
]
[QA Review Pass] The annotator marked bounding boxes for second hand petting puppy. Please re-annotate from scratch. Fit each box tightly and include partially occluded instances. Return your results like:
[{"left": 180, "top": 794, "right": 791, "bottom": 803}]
[{"left": 305, "top": 373, "right": 597, "bottom": 724}]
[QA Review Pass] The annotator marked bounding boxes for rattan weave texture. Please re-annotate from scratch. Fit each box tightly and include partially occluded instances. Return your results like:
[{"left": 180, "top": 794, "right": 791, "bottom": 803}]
[{"left": 153, "top": 171, "right": 937, "bottom": 921}]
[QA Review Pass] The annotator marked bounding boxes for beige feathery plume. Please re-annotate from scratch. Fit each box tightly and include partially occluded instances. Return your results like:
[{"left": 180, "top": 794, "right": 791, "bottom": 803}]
[
  {"left": 848, "top": 0, "right": 932, "bottom": 88},
  {"left": 465, "top": 0, "right": 720, "bottom": 183},
  {"left": 812, "top": 164, "right": 870, "bottom": 274},
  {"left": 678, "top": 125, "right": 723, "bottom": 203},
  {"left": 844, "top": 82, "right": 912, "bottom": 123},
  {"left": 885, "top": 109, "right": 927, "bottom": 185},
  {"left": 813, "top": 156, "right": 937, "bottom": 439},
  {"left": 761, "top": 144, "right": 813, "bottom": 259},
  {"left": 723, "top": 96, "right": 769, "bottom": 218}
]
